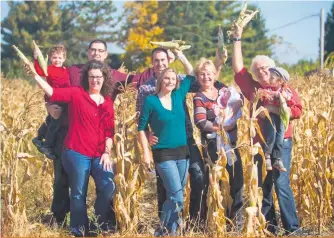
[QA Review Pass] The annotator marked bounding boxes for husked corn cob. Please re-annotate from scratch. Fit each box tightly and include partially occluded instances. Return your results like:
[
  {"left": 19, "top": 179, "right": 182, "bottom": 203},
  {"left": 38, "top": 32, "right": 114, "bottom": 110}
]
[
  {"left": 227, "top": 1, "right": 259, "bottom": 38},
  {"left": 150, "top": 40, "right": 191, "bottom": 51},
  {"left": 12, "top": 45, "right": 37, "bottom": 75},
  {"left": 32, "top": 40, "right": 48, "bottom": 76},
  {"left": 279, "top": 93, "right": 290, "bottom": 131},
  {"left": 217, "top": 25, "right": 227, "bottom": 64}
]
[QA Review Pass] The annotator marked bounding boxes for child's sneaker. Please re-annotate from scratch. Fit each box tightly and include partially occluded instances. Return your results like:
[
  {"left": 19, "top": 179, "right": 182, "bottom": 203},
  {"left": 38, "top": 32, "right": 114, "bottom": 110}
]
[
  {"left": 32, "top": 137, "right": 44, "bottom": 152},
  {"left": 265, "top": 158, "right": 272, "bottom": 171},
  {"left": 273, "top": 158, "right": 287, "bottom": 172},
  {"left": 39, "top": 146, "right": 57, "bottom": 160}
]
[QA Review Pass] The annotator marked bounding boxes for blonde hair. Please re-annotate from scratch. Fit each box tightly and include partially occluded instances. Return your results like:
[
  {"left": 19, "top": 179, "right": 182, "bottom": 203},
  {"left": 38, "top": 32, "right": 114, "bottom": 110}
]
[
  {"left": 194, "top": 57, "right": 217, "bottom": 77},
  {"left": 155, "top": 68, "right": 179, "bottom": 94},
  {"left": 49, "top": 44, "right": 67, "bottom": 58}
]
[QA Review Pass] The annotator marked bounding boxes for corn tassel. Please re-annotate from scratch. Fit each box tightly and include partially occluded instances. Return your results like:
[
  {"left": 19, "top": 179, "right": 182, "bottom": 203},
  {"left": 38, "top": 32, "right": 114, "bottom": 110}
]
[
  {"left": 32, "top": 41, "right": 48, "bottom": 76},
  {"left": 12, "top": 45, "right": 37, "bottom": 75}
]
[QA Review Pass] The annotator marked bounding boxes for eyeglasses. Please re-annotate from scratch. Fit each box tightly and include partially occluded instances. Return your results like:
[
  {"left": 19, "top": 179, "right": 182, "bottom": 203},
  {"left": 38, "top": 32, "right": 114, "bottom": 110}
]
[
  {"left": 255, "top": 65, "right": 269, "bottom": 73},
  {"left": 89, "top": 48, "right": 106, "bottom": 53},
  {"left": 88, "top": 75, "right": 104, "bottom": 80}
]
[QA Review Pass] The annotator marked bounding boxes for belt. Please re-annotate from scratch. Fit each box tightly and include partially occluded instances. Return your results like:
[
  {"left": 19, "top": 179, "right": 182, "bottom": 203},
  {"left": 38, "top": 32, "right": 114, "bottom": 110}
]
[{"left": 283, "top": 138, "right": 292, "bottom": 142}]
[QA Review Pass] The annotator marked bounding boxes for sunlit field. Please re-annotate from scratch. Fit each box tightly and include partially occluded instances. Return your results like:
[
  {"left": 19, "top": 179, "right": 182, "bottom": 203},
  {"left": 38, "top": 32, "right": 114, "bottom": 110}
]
[{"left": 1, "top": 70, "right": 333, "bottom": 237}]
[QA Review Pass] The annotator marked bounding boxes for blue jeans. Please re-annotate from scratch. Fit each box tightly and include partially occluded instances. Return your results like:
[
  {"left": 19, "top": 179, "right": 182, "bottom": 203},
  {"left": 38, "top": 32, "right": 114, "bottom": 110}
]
[
  {"left": 255, "top": 138, "right": 299, "bottom": 234},
  {"left": 263, "top": 113, "right": 284, "bottom": 159},
  {"left": 155, "top": 159, "right": 189, "bottom": 234},
  {"left": 155, "top": 137, "right": 204, "bottom": 222},
  {"left": 62, "top": 149, "right": 116, "bottom": 235}
]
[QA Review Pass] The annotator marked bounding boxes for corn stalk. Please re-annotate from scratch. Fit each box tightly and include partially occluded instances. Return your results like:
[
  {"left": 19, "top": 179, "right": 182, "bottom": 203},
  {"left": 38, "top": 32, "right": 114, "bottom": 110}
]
[{"left": 112, "top": 72, "right": 146, "bottom": 234}]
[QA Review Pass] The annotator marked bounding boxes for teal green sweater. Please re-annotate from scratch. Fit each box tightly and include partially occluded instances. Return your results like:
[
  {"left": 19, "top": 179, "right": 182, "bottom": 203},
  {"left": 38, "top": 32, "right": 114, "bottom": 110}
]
[{"left": 138, "top": 75, "right": 196, "bottom": 149}]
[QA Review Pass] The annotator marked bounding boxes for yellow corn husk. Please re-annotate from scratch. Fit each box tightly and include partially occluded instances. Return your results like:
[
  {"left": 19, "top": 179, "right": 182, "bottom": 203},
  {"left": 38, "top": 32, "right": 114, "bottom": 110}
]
[
  {"left": 279, "top": 93, "right": 290, "bottom": 131},
  {"left": 32, "top": 40, "right": 48, "bottom": 76},
  {"left": 12, "top": 45, "right": 37, "bottom": 75},
  {"left": 149, "top": 40, "right": 191, "bottom": 51},
  {"left": 227, "top": 1, "right": 259, "bottom": 38},
  {"left": 217, "top": 25, "right": 227, "bottom": 65}
]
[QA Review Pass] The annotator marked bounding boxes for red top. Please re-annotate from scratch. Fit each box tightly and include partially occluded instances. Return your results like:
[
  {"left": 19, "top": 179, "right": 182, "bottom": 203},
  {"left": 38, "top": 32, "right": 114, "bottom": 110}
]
[
  {"left": 34, "top": 60, "right": 70, "bottom": 102},
  {"left": 34, "top": 60, "right": 70, "bottom": 88},
  {"left": 50, "top": 87, "right": 115, "bottom": 157},
  {"left": 234, "top": 67, "right": 302, "bottom": 141}
]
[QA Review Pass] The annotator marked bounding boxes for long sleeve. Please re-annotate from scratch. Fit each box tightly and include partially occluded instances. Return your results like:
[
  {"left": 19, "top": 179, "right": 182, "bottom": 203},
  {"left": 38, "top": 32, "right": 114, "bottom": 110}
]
[
  {"left": 287, "top": 87, "right": 302, "bottom": 120},
  {"left": 50, "top": 87, "right": 80, "bottom": 103},
  {"left": 193, "top": 94, "right": 215, "bottom": 132},
  {"left": 34, "top": 59, "right": 47, "bottom": 77},
  {"left": 178, "top": 75, "right": 196, "bottom": 99},
  {"left": 234, "top": 67, "right": 261, "bottom": 102},
  {"left": 104, "top": 99, "right": 115, "bottom": 140}
]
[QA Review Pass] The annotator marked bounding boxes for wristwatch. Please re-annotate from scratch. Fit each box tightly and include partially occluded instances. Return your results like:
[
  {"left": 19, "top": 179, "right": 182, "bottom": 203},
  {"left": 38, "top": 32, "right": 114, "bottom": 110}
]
[{"left": 232, "top": 37, "right": 241, "bottom": 42}]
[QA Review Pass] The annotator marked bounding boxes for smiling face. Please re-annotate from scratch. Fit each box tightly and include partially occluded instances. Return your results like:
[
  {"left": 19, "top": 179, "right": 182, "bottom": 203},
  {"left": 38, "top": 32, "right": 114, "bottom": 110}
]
[
  {"left": 88, "top": 42, "right": 108, "bottom": 62},
  {"left": 160, "top": 70, "right": 177, "bottom": 93},
  {"left": 88, "top": 69, "right": 105, "bottom": 94},
  {"left": 197, "top": 65, "right": 216, "bottom": 90},
  {"left": 152, "top": 50, "right": 169, "bottom": 77},
  {"left": 253, "top": 60, "right": 271, "bottom": 87},
  {"left": 50, "top": 52, "right": 66, "bottom": 67}
]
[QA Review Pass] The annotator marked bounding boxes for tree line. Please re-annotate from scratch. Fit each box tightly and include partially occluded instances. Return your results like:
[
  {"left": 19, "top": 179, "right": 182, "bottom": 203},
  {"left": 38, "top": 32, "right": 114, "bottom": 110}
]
[{"left": 1, "top": 1, "right": 333, "bottom": 80}]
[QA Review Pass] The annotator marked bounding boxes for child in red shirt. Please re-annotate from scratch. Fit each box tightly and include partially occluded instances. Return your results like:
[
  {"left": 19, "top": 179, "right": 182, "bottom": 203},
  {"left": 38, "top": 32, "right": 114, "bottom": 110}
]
[
  {"left": 32, "top": 45, "right": 70, "bottom": 159},
  {"left": 259, "top": 67, "right": 292, "bottom": 172}
]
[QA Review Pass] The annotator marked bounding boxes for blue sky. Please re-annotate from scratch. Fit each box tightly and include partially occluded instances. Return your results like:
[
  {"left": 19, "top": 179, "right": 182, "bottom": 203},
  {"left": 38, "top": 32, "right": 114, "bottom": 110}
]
[{"left": 1, "top": 1, "right": 333, "bottom": 65}]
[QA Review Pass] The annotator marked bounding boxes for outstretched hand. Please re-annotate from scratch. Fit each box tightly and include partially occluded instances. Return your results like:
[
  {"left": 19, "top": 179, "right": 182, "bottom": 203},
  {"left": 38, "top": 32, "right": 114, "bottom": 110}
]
[
  {"left": 167, "top": 49, "right": 175, "bottom": 64},
  {"left": 215, "top": 47, "right": 228, "bottom": 67},
  {"left": 233, "top": 21, "right": 243, "bottom": 38}
]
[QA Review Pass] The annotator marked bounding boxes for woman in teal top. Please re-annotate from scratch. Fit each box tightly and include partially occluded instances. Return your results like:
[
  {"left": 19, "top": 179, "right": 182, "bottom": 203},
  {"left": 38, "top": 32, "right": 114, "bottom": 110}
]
[{"left": 138, "top": 68, "right": 195, "bottom": 236}]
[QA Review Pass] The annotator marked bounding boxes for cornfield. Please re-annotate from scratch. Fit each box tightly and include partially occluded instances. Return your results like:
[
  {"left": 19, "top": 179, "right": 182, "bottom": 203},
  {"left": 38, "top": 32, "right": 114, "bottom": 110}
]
[{"left": 1, "top": 70, "right": 333, "bottom": 237}]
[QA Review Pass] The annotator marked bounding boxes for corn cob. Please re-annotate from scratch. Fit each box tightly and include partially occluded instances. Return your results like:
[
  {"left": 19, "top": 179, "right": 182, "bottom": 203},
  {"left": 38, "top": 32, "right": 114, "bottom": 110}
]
[
  {"left": 279, "top": 93, "right": 290, "bottom": 131},
  {"left": 227, "top": 1, "right": 259, "bottom": 38},
  {"left": 12, "top": 45, "right": 37, "bottom": 75},
  {"left": 32, "top": 40, "right": 48, "bottom": 76},
  {"left": 217, "top": 25, "right": 227, "bottom": 64},
  {"left": 149, "top": 40, "right": 191, "bottom": 51}
]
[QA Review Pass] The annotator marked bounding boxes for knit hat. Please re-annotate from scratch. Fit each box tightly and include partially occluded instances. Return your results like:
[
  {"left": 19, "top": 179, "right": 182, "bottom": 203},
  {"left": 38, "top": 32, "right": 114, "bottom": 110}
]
[{"left": 269, "top": 67, "right": 290, "bottom": 82}]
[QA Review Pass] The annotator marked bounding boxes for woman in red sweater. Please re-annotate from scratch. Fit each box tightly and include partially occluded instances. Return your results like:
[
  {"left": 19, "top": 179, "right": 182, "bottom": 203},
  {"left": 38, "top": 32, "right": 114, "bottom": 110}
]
[
  {"left": 33, "top": 60, "right": 115, "bottom": 237},
  {"left": 32, "top": 45, "right": 70, "bottom": 160}
]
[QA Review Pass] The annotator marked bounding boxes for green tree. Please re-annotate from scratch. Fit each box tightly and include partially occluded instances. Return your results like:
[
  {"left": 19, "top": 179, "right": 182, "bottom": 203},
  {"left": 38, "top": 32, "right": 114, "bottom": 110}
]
[
  {"left": 119, "top": 0, "right": 166, "bottom": 71},
  {"left": 1, "top": 1, "right": 118, "bottom": 78},
  {"left": 62, "top": 1, "right": 118, "bottom": 64},
  {"left": 279, "top": 59, "right": 319, "bottom": 77},
  {"left": 325, "top": 2, "right": 334, "bottom": 59},
  {"left": 119, "top": 1, "right": 272, "bottom": 81},
  {"left": 1, "top": 1, "right": 66, "bottom": 78}
]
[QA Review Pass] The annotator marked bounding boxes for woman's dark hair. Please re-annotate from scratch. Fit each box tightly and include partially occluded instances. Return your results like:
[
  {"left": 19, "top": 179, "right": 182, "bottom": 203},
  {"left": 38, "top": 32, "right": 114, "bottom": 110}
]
[{"left": 81, "top": 60, "right": 113, "bottom": 97}]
